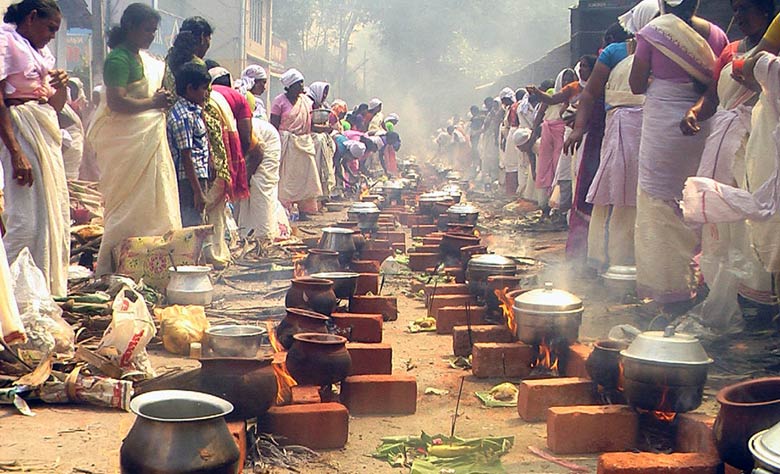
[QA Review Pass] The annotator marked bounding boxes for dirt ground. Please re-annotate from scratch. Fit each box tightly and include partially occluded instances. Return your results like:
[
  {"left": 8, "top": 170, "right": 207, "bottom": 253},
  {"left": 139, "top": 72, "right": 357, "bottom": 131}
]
[{"left": 2, "top": 193, "right": 778, "bottom": 474}]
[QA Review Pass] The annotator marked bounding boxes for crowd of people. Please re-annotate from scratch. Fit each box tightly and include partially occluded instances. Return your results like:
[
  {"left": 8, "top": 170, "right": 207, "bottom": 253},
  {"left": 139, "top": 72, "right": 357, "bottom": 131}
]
[
  {"left": 0, "top": 0, "right": 404, "bottom": 314},
  {"left": 444, "top": 0, "right": 780, "bottom": 329}
]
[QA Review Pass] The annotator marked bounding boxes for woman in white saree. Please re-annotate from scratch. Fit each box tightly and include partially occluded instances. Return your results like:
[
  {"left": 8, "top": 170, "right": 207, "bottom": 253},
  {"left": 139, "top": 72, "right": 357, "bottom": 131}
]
[{"left": 89, "top": 3, "right": 179, "bottom": 276}]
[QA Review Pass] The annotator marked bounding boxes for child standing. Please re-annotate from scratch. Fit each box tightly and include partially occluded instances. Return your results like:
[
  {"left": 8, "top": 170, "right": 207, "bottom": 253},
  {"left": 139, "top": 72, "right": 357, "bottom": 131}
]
[{"left": 167, "top": 62, "right": 212, "bottom": 226}]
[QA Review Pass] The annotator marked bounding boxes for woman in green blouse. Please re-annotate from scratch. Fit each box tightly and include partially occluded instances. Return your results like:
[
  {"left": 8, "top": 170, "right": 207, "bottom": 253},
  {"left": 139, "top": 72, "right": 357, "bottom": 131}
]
[{"left": 88, "top": 2, "right": 180, "bottom": 276}]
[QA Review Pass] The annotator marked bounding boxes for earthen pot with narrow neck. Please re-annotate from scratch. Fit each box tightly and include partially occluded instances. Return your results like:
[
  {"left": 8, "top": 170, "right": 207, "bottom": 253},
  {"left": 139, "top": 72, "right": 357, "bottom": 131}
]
[
  {"left": 276, "top": 307, "right": 330, "bottom": 350},
  {"left": 285, "top": 277, "right": 337, "bottom": 316}
]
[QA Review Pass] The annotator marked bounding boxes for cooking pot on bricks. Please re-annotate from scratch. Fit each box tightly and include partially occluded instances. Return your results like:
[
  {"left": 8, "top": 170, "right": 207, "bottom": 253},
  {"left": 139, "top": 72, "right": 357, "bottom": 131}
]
[
  {"left": 379, "top": 180, "right": 405, "bottom": 206},
  {"left": 513, "top": 282, "right": 583, "bottom": 344},
  {"left": 601, "top": 265, "right": 637, "bottom": 296},
  {"left": 715, "top": 377, "right": 780, "bottom": 471},
  {"left": 198, "top": 356, "right": 278, "bottom": 421},
  {"left": 620, "top": 325, "right": 712, "bottom": 413},
  {"left": 347, "top": 202, "right": 381, "bottom": 233},
  {"left": 447, "top": 203, "right": 479, "bottom": 227},
  {"left": 285, "top": 277, "right": 338, "bottom": 316},
  {"left": 319, "top": 227, "right": 357, "bottom": 267},
  {"left": 305, "top": 249, "right": 342, "bottom": 274},
  {"left": 441, "top": 183, "right": 464, "bottom": 203},
  {"left": 310, "top": 272, "right": 360, "bottom": 300},
  {"left": 286, "top": 333, "right": 352, "bottom": 387},
  {"left": 120, "top": 390, "right": 240, "bottom": 474},
  {"left": 276, "top": 307, "right": 330, "bottom": 350},
  {"left": 466, "top": 254, "right": 516, "bottom": 302},
  {"left": 418, "top": 192, "right": 450, "bottom": 217},
  {"left": 585, "top": 340, "right": 629, "bottom": 391},
  {"left": 751, "top": 421, "right": 780, "bottom": 474}
]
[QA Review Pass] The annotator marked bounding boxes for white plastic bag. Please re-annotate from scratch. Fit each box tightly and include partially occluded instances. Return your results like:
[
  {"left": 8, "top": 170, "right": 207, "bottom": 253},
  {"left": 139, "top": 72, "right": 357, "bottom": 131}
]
[
  {"left": 10, "top": 248, "right": 74, "bottom": 355},
  {"left": 98, "top": 285, "right": 157, "bottom": 378}
]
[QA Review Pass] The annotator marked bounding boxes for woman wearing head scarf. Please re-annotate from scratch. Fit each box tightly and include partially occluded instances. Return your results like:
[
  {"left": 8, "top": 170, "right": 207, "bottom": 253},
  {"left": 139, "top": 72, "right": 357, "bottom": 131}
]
[
  {"left": 366, "top": 98, "right": 384, "bottom": 133},
  {"left": 479, "top": 97, "right": 503, "bottom": 184},
  {"left": 234, "top": 64, "right": 268, "bottom": 120},
  {"left": 0, "top": 0, "right": 71, "bottom": 295},
  {"left": 629, "top": 0, "right": 728, "bottom": 310},
  {"left": 305, "top": 81, "right": 336, "bottom": 200},
  {"left": 678, "top": 0, "right": 777, "bottom": 326},
  {"left": 563, "top": 0, "right": 659, "bottom": 272},
  {"left": 270, "top": 68, "right": 321, "bottom": 219}
]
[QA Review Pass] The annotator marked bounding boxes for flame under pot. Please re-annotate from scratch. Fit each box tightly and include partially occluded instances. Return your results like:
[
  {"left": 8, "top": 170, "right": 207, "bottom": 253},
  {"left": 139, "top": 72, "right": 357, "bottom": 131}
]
[
  {"left": 466, "top": 254, "right": 516, "bottom": 302},
  {"left": 512, "top": 282, "right": 583, "bottom": 345},
  {"left": 620, "top": 326, "right": 712, "bottom": 413}
]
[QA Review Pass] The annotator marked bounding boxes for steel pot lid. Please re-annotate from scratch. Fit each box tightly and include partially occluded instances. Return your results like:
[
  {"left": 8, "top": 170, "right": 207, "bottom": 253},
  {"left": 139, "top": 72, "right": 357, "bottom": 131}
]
[
  {"left": 382, "top": 180, "right": 405, "bottom": 190},
  {"left": 514, "top": 282, "right": 583, "bottom": 312},
  {"left": 321, "top": 227, "right": 356, "bottom": 235},
  {"left": 419, "top": 192, "right": 450, "bottom": 202},
  {"left": 602, "top": 265, "right": 637, "bottom": 281},
  {"left": 620, "top": 326, "right": 713, "bottom": 366},
  {"left": 348, "top": 202, "right": 380, "bottom": 214},
  {"left": 310, "top": 272, "right": 360, "bottom": 280},
  {"left": 447, "top": 203, "right": 479, "bottom": 215},
  {"left": 467, "top": 254, "right": 516, "bottom": 271},
  {"left": 751, "top": 422, "right": 780, "bottom": 471}
]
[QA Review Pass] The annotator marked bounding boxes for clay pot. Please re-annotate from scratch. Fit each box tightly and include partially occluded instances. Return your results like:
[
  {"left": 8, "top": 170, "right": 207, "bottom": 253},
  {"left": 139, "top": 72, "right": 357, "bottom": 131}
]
[
  {"left": 285, "top": 278, "right": 338, "bottom": 317},
  {"left": 714, "top": 377, "right": 780, "bottom": 471},
  {"left": 121, "top": 390, "right": 239, "bottom": 474},
  {"left": 350, "top": 260, "right": 380, "bottom": 273},
  {"left": 286, "top": 333, "right": 352, "bottom": 387},
  {"left": 585, "top": 340, "right": 628, "bottom": 391},
  {"left": 198, "top": 357, "right": 278, "bottom": 420},
  {"left": 305, "top": 249, "right": 341, "bottom": 274},
  {"left": 276, "top": 307, "right": 330, "bottom": 350}
]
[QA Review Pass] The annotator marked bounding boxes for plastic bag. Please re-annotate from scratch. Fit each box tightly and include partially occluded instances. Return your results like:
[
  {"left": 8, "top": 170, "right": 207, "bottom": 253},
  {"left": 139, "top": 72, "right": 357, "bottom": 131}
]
[
  {"left": 98, "top": 285, "right": 156, "bottom": 378},
  {"left": 155, "top": 305, "right": 210, "bottom": 355},
  {"left": 10, "top": 248, "right": 74, "bottom": 355}
]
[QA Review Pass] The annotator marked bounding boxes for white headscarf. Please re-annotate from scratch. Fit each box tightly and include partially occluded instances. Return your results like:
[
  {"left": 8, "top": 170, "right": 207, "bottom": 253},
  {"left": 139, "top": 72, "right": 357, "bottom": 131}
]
[
  {"left": 346, "top": 140, "right": 366, "bottom": 158},
  {"left": 554, "top": 68, "right": 576, "bottom": 93},
  {"left": 620, "top": 0, "right": 661, "bottom": 34},
  {"left": 658, "top": 0, "right": 684, "bottom": 13},
  {"left": 498, "top": 87, "right": 515, "bottom": 102},
  {"left": 234, "top": 64, "right": 267, "bottom": 95},
  {"left": 208, "top": 66, "right": 230, "bottom": 84},
  {"left": 385, "top": 113, "right": 399, "bottom": 124},
  {"left": 280, "top": 68, "right": 304, "bottom": 88},
  {"left": 307, "top": 81, "right": 330, "bottom": 108},
  {"left": 513, "top": 128, "right": 532, "bottom": 146},
  {"left": 368, "top": 98, "right": 382, "bottom": 110}
]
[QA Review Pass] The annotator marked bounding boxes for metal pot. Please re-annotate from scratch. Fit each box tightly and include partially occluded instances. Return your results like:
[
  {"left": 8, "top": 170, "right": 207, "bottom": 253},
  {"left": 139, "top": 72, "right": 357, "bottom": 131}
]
[
  {"left": 751, "top": 421, "right": 780, "bottom": 473},
  {"left": 418, "top": 192, "right": 450, "bottom": 217},
  {"left": 347, "top": 202, "right": 381, "bottom": 233},
  {"left": 513, "top": 282, "right": 583, "bottom": 344},
  {"left": 305, "top": 249, "right": 342, "bottom": 274},
  {"left": 441, "top": 184, "right": 463, "bottom": 203},
  {"left": 466, "top": 254, "right": 516, "bottom": 301},
  {"left": 167, "top": 266, "right": 213, "bottom": 306},
  {"left": 379, "top": 180, "right": 405, "bottom": 206},
  {"left": 312, "top": 108, "right": 331, "bottom": 125},
  {"left": 203, "top": 325, "right": 267, "bottom": 358},
  {"left": 620, "top": 326, "right": 712, "bottom": 413},
  {"left": 447, "top": 203, "right": 479, "bottom": 227},
  {"left": 120, "top": 390, "right": 240, "bottom": 474},
  {"left": 715, "top": 377, "right": 780, "bottom": 471},
  {"left": 310, "top": 272, "right": 360, "bottom": 299},
  {"left": 601, "top": 265, "right": 637, "bottom": 295},
  {"left": 319, "top": 227, "right": 357, "bottom": 267},
  {"left": 585, "top": 340, "right": 629, "bottom": 390}
]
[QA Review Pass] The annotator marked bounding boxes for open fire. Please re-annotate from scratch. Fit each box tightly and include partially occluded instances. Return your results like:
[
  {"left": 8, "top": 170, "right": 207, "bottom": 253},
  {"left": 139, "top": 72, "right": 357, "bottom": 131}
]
[
  {"left": 530, "top": 338, "right": 563, "bottom": 377},
  {"left": 494, "top": 287, "right": 517, "bottom": 336},
  {"left": 292, "top": 252, "right": 307, "bottom": 278},
  {"left": 266, "top": 322, "right": 297, "bottom": 404},
  {"left": 639, "top": 385, "right": 677, "bottom": 423}
]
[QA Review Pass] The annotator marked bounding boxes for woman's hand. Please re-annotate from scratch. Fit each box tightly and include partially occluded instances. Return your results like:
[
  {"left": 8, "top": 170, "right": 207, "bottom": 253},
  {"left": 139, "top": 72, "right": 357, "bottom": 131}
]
[
  {"left": 49, "top": 69, "right": 69, "bottom": 90},
  {"left": 526, "top": 85, "right": 541, "bottom": 97},
  {"left": 563, "top": 129, "right": 584, "bottom": 155},
  {"left": 10, "top": 150, "right": 33, "bottom": 186},
  {"left": 680, "top": 108, "right": 701, "bottom": 136},
  {"left": 152, "top": 89, "right": 175, "bottom": 109}
]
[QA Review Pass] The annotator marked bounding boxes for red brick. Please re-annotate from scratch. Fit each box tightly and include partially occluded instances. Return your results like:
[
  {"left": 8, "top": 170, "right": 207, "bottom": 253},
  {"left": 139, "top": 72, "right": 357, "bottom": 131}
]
[
  {"left": 341, "top": 375, "right": 417, "bottom": 415},
  {"left": 406, "top": 214, "right": 433, "bottom": 227},
  {"left": 350, "top": 260, "right": 380, "bottom": 273},
  {"left": 675, "top": 414, "right": 718, "bottom": 456},
  {"left": 227, "top": 420, "right": 246, "bottom": 474},
  {"left": 409, "top": 253, "right": 441, "bottom": 272},
  {"left": 374, "top": 231, "right": 406, "bottom": 246},
  {"left": 472, "top": 342, "right": 534, "bottom": 378},
  {"left": 366, "top": 239, "right": 391, "bottom": 250},
  {"left": 355, "top": 273, "right": 380, "bottom": 296},
  {"left": 331, "top": 312, "right": 383, "bottom": 343},
  {"left": 392, "top": 242, "right": 406, "bottom": 253},
  {"left": 347, "top": 342, "right": 392, "bottom": 375},
  {"left": 428, "top": 294, "right": 476, "bottom": 317},
  {"left": 412, "top": 225, "right": 438, "bottom": 237},
  {"left": 435, "top": 306, "right": 487, "bottom": 334},
  {"left": 397, "top": 211, "right": 411, "bottom": 226},
  {"left": 597, "top": 453, "right": 720, "bottom": 474},
  {"left": 410, "top": 245, "right": 441, "bottom": 254},
  {"left": 422, "top": 235, "right": 443, "bottom": 245},
  {"left": 360, "top": 248, "right": 393, "bottom": 264},
  {"left": 452, "top": 324, "right": 513, "bottom": 356},
  {"left": 424, "top": 282, "right": 470, "bottom": 299},
  {"left": 260, "top": 403, "right": 349, "bottom": 449},
  {"left": 565, "top": 343, "right": 593, "bottom": 379},
  {"left": 517, "top": 377, "right": 597, "bottom": 422},
  {"left": 547, "top": 405, "right": 638, "bottom": 454},
  {"left": 291, "top": 385, "right": 321, "bottom": 405},
  {"left": 350, "top": 295, "right": 398, "bottom": 321},
  {"left": 724, "top": 465, "right": 741, "bottom": 474}
]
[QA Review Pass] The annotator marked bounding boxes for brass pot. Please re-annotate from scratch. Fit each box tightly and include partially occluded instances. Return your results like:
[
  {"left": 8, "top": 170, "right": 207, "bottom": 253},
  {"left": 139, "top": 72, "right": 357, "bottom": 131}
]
[{"left": 120, "top": 390, "right": 240, "bottom": 474}]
